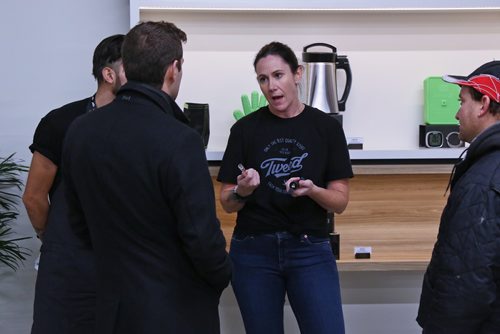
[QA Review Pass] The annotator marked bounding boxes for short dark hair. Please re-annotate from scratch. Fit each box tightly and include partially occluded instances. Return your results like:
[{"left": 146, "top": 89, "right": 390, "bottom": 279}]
[
  {"left": 468, "top": 86, "right": 500, "bottom": 116},
  {"left": 92, "top": 34, "right": 125, "bottom": 83},
  {"left": 122, "top": 21, "right": 187, "bottom": 89},
  {"left": 253, "top": 41, "right": 300, "bottom": 73}
]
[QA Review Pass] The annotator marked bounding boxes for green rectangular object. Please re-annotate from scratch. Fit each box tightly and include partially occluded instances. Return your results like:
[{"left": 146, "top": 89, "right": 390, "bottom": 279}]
[{"left": 424, "top": 76, "right": 460, "bottom": 125}]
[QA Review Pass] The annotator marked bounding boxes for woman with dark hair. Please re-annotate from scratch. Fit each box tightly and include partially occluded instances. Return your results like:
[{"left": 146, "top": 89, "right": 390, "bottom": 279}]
[{"left": 218, "top": 41, "right": 353, "bottom": 334}]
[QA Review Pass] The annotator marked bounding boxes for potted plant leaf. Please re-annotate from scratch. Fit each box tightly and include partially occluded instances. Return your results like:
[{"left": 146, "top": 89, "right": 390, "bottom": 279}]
[{"left": 0, "top": 153, "right": 30, "bottom": 271}]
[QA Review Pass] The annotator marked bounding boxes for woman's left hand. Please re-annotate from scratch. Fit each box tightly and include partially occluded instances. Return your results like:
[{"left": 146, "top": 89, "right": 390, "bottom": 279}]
[{"left": 285, "top": 177, "right": 314, "bottom": 197}]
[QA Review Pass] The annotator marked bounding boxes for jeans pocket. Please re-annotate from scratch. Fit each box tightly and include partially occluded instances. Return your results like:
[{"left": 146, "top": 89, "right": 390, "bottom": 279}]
[{"left": 301, "top": 235, "right": 330, "bottom": 246}]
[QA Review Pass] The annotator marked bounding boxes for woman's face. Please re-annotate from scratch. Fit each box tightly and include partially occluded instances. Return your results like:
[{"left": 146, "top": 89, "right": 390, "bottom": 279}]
[{"left": 255, "top": 54, "right": 302, "bottom": 117}]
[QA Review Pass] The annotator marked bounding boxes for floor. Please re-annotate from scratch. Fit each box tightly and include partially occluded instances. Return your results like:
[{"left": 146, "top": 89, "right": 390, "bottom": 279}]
[{"left": 0, "top": 218, "right": 38, "bottom": 334}]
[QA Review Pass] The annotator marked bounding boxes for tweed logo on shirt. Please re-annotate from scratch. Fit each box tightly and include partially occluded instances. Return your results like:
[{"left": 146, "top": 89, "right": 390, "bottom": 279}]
[
  {"left": 260, "top": 137, "right": 309, "bottom": 194},
  {"left": 261, "top": 153, "right": 308, "bottom": 178}
]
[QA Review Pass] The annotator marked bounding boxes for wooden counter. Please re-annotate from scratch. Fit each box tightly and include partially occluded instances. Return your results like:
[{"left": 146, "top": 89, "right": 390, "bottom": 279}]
[{"left": 211, "top": 165, "right": 450, "bottom": 271}]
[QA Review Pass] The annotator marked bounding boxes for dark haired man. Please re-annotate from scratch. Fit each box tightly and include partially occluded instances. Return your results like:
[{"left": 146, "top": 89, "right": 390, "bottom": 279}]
[
  {"left": 417, "top": 61, "right": 500, "bottom": 333},
  {"left": 23, "top": 33, "right": 125, "bottom": 334},
  {"left": 62, "top": 21, "right": 231, "bottom": 334}
]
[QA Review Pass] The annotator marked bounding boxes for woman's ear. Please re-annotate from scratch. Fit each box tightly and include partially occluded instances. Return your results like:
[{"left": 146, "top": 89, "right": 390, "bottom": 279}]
[{"left": 295, "top": 65, "right": 304, "bottom": 84}]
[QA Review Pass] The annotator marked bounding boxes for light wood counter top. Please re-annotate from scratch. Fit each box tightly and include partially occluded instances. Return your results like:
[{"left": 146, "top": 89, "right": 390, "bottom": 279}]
[{"left": 211, "top": 170, "right": 450, "bottom": 272}]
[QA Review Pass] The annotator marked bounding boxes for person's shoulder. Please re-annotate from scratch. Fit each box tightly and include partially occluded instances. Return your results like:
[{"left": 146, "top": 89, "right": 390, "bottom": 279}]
[
  {"left": 305, "top": 105, "right": 331, "bottom": 119},
  {"left": 305, "top": 105, "right": 342, "bottom": 127},
  {"left": 45, "top": 97, "right": 90, "bottom": 120},
  {"left": 477, "top": 150, "right": 500, "bottom": 181},
  {"left": 460, "top": 150, "right": 500, "bottom": 188},
  {"left": 305, "top": 105, "right": 324, "bottom": 114},
  {"left": 231, "top": 106, "right": 266, "bottom": 130}
]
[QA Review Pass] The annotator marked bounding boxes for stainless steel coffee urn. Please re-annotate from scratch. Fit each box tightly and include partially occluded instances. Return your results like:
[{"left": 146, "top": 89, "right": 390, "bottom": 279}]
[{"left": 302, "top": 43, "right": 352, "bottom": 114}]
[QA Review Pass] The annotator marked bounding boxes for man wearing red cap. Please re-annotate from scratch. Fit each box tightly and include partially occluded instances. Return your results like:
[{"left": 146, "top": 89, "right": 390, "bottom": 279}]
[{"left": 417, "top": 61, "right": 500, "bottom": 333}]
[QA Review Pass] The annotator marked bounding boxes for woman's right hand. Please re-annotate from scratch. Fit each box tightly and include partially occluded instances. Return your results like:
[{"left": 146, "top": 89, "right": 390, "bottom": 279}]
[{"left": 236, "top": 168, "right": 260, "bottom": 197}]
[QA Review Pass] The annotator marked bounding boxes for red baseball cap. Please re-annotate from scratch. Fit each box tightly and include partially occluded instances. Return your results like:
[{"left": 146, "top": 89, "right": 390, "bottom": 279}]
[{"left": 443, "top": 60, "right": 500, "bottom": 103}]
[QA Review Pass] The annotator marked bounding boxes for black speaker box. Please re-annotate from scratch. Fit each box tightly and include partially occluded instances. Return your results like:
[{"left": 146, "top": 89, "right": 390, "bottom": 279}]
[
  {"left": 419, "top": 124, "right": 464, "bottom": 148},
  {"left": 184, "top": 103, "right": 210, "bottom": 148}
]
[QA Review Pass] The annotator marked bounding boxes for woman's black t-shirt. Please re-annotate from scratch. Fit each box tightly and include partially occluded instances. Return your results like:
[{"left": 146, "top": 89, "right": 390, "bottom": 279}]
[{"left": 217, "top": 105, "right": 353, "bottom": 237}]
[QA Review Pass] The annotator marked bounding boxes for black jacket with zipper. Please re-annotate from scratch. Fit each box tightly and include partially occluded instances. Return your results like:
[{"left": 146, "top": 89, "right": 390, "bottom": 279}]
[{"left": 417, "top": 122, "right": 500, "bottom": 333}]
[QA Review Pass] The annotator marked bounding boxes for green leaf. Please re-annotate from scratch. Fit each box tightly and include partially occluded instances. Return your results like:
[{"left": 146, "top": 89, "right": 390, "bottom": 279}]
[{"left": 0, "top": 153, "right": 31, "bottom": 271}]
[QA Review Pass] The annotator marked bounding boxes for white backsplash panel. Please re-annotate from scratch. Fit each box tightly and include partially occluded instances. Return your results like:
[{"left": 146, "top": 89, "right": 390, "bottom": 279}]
[{"left": 135, "top": 6, "right": 500, "bottom": 157}]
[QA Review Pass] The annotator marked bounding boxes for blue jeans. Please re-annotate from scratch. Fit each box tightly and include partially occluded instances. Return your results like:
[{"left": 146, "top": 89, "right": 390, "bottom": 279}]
[{"left": 230, "top": 231, "right": 345, "bottom": 334}]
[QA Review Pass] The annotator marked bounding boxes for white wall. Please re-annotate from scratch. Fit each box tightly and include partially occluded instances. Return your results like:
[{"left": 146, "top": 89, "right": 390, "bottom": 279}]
[
  {"left": 0, "top": 1, "right": 129, "bottom": 333},
  {"left": 1, "top": 0, "right": 130, "bottom": 162},
  {"left": 137, "top": 7, "right": 500, "bottom": 152}
]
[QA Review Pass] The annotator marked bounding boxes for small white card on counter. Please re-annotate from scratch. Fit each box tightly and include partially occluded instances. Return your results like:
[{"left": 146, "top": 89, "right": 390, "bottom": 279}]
[
  {"left": 354, "top": 246, "right": 372, "bottom": 254},
  {"left": 354, "top": 246, "right": 372, "bottom": 259}
]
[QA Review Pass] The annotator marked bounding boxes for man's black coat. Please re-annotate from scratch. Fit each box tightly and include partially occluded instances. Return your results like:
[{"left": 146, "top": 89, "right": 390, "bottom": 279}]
[
  {"left": 62, "top": 82, "right": 231, "bottom": 334},
  {"left": 417, "top": 122, "right": 500, "bottom": 333}
]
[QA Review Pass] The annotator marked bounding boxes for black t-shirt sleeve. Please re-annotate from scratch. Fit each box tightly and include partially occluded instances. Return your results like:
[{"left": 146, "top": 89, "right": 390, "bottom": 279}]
[
  {"left": 29, "top": 114, "right": 60, "bottom": 166},
  {"left": 29, "top": 98, "right": 90, "bottom": 167},
  {"left": 325, "top": 117, "right": 353, "bottom": 181}
]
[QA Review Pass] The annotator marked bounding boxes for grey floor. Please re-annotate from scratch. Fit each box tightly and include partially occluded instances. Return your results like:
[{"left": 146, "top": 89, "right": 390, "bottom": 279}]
[
  {"left": 0, "top": 213, "right": 38, "bottom": 334},
  {"left": 0, "top": 265, "right": 36, "bottom": 334}
]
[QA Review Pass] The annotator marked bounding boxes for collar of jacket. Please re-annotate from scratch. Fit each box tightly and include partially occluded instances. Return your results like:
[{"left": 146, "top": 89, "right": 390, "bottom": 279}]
[
  {"left": 451, "top": 121, "right": 500, "bottom": 189},
  {"left": 117, "top": 81, "right": 189, "bottom": 125}
]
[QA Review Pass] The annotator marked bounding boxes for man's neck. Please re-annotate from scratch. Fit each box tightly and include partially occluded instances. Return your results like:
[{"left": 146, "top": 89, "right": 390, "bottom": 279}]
[{"left": 94, "top": 88, "right": 116, "bottom": 108}]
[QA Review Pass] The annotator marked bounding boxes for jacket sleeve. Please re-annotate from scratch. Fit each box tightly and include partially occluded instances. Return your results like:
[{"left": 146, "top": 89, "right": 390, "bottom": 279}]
[
  {"left": 165, "top": 130, "right": 232, "bottom": 293},
  {"left": 420, "top": 183, "right": 500, "bottom": 333}
]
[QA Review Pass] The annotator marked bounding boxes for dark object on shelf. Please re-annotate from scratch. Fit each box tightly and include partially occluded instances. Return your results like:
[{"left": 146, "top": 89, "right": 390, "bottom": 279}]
[
  {"left": 329, "top": 113, "right": 343, "bottom": 126},
  {"left": 347, "top": 136, "right": 363, "bottom": 150},
  {"left": 329, "top": 232, "right": 340, "bottom": 260},
  {"left": 183, "top": 102, "right": 210, "bottom": 149},
  {"left": 419, "top": 124, "right": 464, "bottom": 148},
  {"left": 354, "top": 246, "right": 372, "bottom": 259},
  {"left": 327, "top": 212, "right": 340, "bottom": 260}
]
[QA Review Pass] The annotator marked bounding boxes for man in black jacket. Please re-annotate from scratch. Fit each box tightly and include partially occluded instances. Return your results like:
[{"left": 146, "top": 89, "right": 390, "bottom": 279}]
[
  {"left": 62, "top": 21, "right": 231, "bottom": 334},
  {"left": 417, "top": 61, "right": 500, "bottom": 333}
]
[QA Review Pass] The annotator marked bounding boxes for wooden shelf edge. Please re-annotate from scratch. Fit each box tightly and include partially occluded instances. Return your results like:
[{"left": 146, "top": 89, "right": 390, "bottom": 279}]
[
  {"left": 338, "top": 260, "right": 429, "bottom": 272},
  {"left": 351, "top": 164, "right": 453, "bottom": 174}
]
